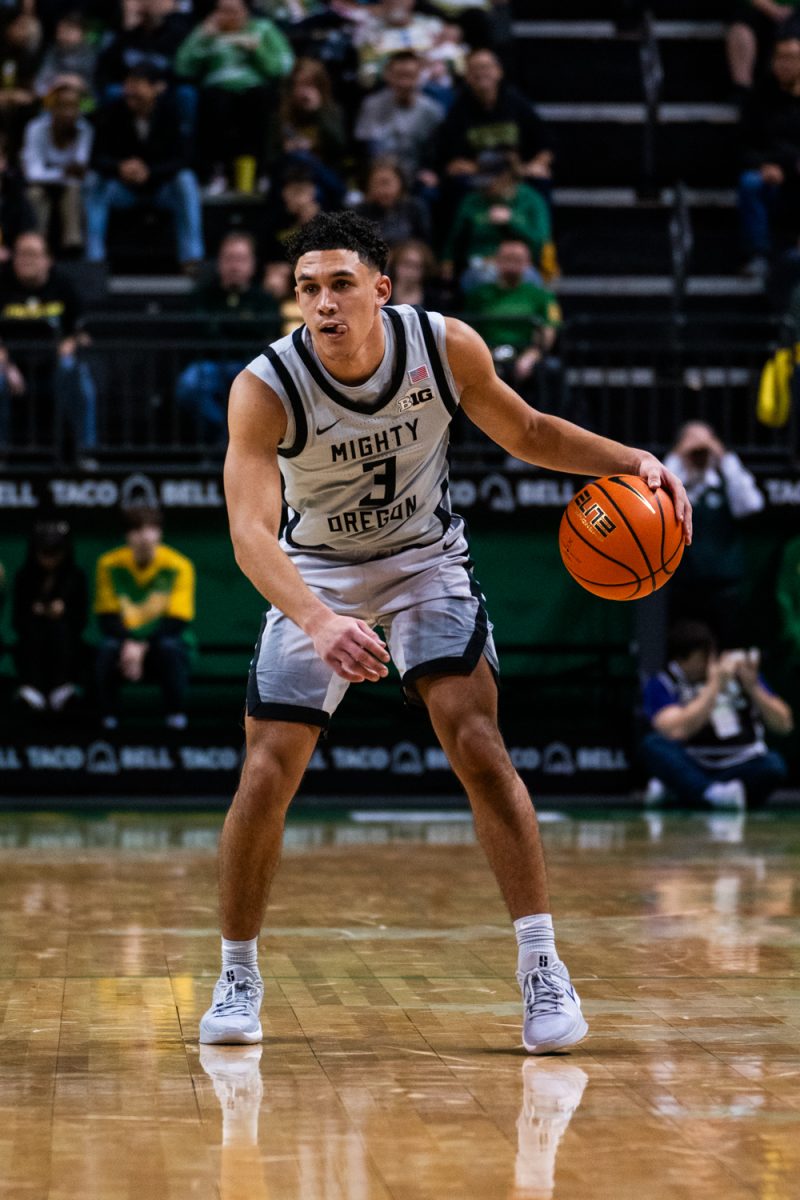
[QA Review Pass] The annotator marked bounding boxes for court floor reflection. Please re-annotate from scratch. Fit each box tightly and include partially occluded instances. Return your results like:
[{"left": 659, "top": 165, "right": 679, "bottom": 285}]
[
  {"left": 197, "top": 1045, "right": 590, "bottom": 1200},
  {"left": 2, "top": 809, "right": 800, "bottom": 1198}
]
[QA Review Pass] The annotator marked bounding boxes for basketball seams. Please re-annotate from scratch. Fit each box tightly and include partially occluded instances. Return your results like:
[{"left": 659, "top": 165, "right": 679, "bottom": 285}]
[
  {"left": 562, "top": 509, "right": 641, "bottom": 580},
  {"left": 559, "top": 473, "right": 684, "bottom": 601},
  {"left": 568, "top": 538, "right": 684, "bottom": 596},
  {"left": 594, "top": 480, "right": 657, "bottom": 588}
]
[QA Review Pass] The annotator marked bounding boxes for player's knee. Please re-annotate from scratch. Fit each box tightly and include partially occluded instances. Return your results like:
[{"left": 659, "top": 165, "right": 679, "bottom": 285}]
[
  {"left": 238, "top": 743, "right": 298, "bottom": 812},
  {"left": 448, "top": 716, "right": 511, "bottom": 787}
]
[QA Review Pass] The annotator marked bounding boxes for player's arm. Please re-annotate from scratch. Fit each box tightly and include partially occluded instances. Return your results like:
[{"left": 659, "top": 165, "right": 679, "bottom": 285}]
[
  {"left": 445, "top": 318, "right": 692, "bottom": 542},
  {"left": 224, "top": 369, "right": 389, "bottom": 683}
]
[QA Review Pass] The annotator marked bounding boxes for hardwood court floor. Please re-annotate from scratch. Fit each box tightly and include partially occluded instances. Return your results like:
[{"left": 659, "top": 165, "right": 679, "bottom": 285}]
[{"left": 1, "top": 808, "right": 799, "bottom": 1199}]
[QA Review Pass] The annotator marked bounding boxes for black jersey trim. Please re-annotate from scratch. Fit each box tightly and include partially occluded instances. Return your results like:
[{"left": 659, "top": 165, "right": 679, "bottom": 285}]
[
  {"left": 414, "top": 306, "right": 458, "bottom": 418},
  {"left": 247, "top": 700, "right": 330, "bottom": 729},
  {"left": 263, "top": 345, "right": 308, "bottom": 459},
  {"left": 401, "top": 562, "right": 494, "bottom": 704},
  {"left": 291, "top": 307, "right": 408, "bottom": 414}
]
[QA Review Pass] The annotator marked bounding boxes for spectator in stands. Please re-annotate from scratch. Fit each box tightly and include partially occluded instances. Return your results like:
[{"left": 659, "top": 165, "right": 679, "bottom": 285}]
[
  {"left": 441, "top": 150, "right": 552, "bottom": 287},
  {"left": 776, "top": 533, "right": 800, "bottom": 664},
  {"left": 95, "top": 0, "right": 193, "bottom": 95},
  {"left": 175, "top": 0, "right": 294, "bottom": 193},
  {"left": 266, "top": 56, "right": 348, "bottom": 208},
  {"left": 727, "top": 0, "right": 800, "bottom": 97},
  {"left": 664, "top": 421, "right": 765, "bottom": 648},
  {"left": 84, "top": 62, "right": 204, "bottom": 270},
  {"left": 34, "top": 10, "right": 97, "bottom": 100},
  {"left": 353, "top": 0, "right": 466, "bottom": 93},
  {"left": 0, "top": 9, "right": 41, "bottom": 151},
  {"left": 12, "top": 517, "right": 88, "bottom": 714},
  {"left": 94, "top": 503, "right": 195, "bottom": 730},
  {"left": 355, "top": 158, "right": 431, "bottom": 245},
  {"left": 464, "top": 236, "right": 562, "bottom": 388},
  {"left": 738, "top": 33, "right": 800, "bottom": 276},
  {"left": 262, "top": 165, "right": 321, "bottom": 269},
  {"left": 0, "top": 129, "right": 36, "bottom": 258},
  {"left": 176, "top": 230, "right": 277, "bottom": 444},
  {"left": 22, "top": 79, "right": 92, "bottom": 254},
  {"left": 387, "top": 237, "right": 444, "bottom": 307},
  {"left": 641, "top": 620, "right": 792, "bottom": 809},
  {"left": 0, "top": 230, "right": 97, "bottom": 464},
  {"left": 354, "top": 50, "right": 444, "bottom": 185},
  {"left": 437, "top": 48, "right": 554, "bottom": 187}
]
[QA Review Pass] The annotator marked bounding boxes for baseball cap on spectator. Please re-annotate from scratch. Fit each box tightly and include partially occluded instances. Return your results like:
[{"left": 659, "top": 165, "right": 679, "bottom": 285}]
[{"left": 473, "top": 150, "right": 516, "bottom": 187}]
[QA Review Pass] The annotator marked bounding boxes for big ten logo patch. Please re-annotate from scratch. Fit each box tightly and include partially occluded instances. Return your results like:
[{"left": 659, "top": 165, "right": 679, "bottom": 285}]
[
  {"left": 397, "top": 386, "right": 433, "bottom": 413},
  {"left": 574, "top": 489, "right": 616, "bottom": 538}
]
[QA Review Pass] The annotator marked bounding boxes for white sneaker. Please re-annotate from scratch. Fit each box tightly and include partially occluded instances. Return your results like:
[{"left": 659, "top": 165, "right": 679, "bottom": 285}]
[
  {"left": 518, "top": 960, "right": 588, "bottom": 1055},
  {"left": 199, "top": 1044, "right": 263, "bottom": 1144},
  {"left": 199, "top": 965, "right": 264, "bottom": 1045},
  {"left": 644, "top": 777, "right": 667, "bottom": 806},
  {"left": 515, "top": 1058, "right": 589, "bottom": 1197},
  {"left": 704, "top": 779, "right": 746, "bottom": 810}
]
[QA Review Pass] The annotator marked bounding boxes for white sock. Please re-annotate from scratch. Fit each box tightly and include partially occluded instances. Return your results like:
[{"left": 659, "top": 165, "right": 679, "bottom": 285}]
[
  {"left": 514, "top": 913, "right": 559, "bottom": 976},
  {"left": 221, "top": 936, "right": 259, "bottom": 974}
]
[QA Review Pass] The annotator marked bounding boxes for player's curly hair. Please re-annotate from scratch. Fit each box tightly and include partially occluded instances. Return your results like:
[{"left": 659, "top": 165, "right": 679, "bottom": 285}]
[{"left": 285, "top": 212, "right": 390, "bottom": 275}]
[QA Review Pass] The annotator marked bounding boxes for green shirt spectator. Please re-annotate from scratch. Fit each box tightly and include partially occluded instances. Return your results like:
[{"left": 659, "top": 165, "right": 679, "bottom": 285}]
[
  {"left": 466, "top": 278, "right": 561, "bottom": 350},
  {"left": 442, "top": 155, "right": 552, "bottom": 279},
  {"left": 175, "top": 8, "right": 294, "bottom": 93}
]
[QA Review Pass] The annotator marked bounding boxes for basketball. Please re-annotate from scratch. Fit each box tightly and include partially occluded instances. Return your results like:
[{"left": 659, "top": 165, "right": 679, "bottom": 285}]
[{"left": 558, "top": 474, "right": 685, "bottom": 600}]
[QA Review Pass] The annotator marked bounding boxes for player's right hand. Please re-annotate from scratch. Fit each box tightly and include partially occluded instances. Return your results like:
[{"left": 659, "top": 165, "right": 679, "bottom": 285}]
[{"left": 311, "top": 614, "right": 391, "bottom": 683}]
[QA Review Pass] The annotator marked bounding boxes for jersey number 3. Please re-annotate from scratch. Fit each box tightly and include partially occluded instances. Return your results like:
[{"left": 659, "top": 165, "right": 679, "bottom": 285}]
[{"left": 360, "top": 456, "right": 397, "bottom": 508}]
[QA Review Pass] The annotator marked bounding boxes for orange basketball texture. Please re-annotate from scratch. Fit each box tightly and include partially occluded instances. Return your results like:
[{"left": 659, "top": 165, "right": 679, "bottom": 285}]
[{"left": 558, "top": 474, "right": 685, "bottom": 600}]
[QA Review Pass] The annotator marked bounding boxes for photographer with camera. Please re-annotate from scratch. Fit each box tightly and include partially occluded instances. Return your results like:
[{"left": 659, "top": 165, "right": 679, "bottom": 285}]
[
  {"left": 664, "top": 421, "right": 765, "bottom": 648},
  {"left": 641, "top": 620, "right": 793, "bottom": 809}
]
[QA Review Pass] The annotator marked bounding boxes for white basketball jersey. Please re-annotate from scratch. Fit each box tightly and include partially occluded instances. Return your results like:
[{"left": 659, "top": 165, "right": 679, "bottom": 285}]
[{"left": 245, "top": 304, "right": 461, "bottom": 558}]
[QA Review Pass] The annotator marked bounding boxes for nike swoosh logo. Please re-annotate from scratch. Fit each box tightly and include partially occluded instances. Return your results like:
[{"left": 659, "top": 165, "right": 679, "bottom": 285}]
[{"left": 316, "top": 418, "right": 341, "bottom": 435}]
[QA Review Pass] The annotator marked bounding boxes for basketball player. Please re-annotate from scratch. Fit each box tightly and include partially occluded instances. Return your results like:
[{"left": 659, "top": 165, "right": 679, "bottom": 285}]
[{"left": 200, "top": 212, "right": 691, "bottom": 1053}]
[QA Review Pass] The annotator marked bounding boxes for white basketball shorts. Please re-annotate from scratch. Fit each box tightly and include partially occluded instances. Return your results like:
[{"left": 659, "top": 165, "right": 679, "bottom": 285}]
[{"left": 246, "top": 520, "right": 499, "bottom": 728}]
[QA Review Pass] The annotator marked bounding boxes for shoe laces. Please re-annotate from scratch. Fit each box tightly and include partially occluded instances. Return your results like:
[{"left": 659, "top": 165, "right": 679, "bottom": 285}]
[
  {"left": 213, "top": 978, "right": 261, "bottom": 1017},
  {"left": 521, "top": 968, "right": 565, "bottom": 1019}
]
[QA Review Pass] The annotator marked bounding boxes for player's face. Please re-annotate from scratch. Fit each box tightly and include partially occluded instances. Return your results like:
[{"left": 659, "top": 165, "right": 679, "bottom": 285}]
[{"left": 295, "top": 249, "right": 391, "bottom": 360}]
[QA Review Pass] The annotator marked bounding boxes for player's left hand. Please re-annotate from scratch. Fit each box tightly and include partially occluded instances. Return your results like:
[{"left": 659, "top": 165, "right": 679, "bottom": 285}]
[{"left": 636, "top": 453, "right": 693, "bottom": 544}]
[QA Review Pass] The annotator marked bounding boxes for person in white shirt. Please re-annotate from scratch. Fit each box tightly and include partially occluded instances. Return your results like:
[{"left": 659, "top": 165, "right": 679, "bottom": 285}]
[
  {"left": 21, "top": 81, "right": 92, "bottom": 252},
  {"left": 664, "top": 421, "right": 765, "bottom": 647},
  {"left": 354, "top": 50, "right": 445, "bottom": 184}
]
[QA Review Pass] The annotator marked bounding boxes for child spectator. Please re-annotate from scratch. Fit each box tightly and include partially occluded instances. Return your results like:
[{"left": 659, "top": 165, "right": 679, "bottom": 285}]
[
  {"left": 12, "top": 518, "right": 88, "bottom": 713},
  {"left": 267, "top": 56, "right": 348, "bottom": 207},
  {"left": 84, "top": 62, "right": 204, "bottom": 270},
  {"left": 175, "top": 0, "right": 294, "bottom": 192},
  {"left": 387, "top": 237, "right": 443, "bottom": 308},
  {"left": 94, "top": 503, "right": 195, "bottom": 730},
  {"left": 441, "top": 151, "right": 552, "bottom": 286},
  {"left": 34, "top": 10, "right": 97, "bottom": 100},
  {"left": 356, "top": 158, "right": 431, "bottom": 245},
  {"left": 22, "top": 80, "right": 92, "bottom": 253}
]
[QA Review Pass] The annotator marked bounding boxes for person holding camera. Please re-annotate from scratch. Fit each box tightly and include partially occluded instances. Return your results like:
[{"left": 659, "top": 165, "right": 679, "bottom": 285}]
[
  {"left": 664, "top": 421, "right": 765, "bottom": 648},
  {"left": 641, "top": 620, "right": 793, "bottom": 809}
]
